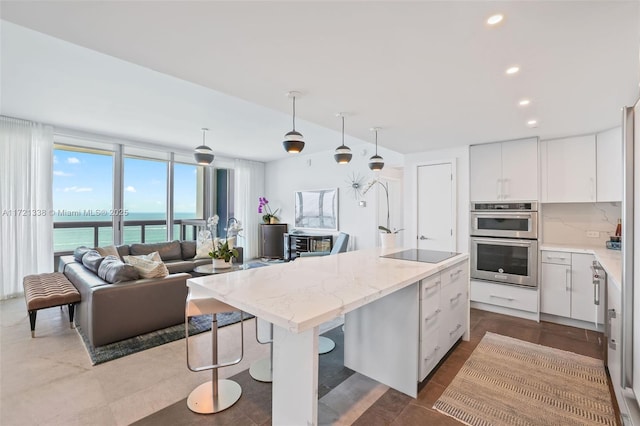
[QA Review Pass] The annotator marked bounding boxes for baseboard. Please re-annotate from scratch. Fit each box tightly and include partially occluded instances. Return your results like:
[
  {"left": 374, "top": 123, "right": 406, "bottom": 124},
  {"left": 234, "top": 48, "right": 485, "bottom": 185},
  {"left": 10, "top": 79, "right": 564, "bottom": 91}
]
[
  {"left": 539, "top": 313, "right": 604, "bottom": 332},
  {"left": 470, "top": 301, "right": 540, "bottom": 322}
]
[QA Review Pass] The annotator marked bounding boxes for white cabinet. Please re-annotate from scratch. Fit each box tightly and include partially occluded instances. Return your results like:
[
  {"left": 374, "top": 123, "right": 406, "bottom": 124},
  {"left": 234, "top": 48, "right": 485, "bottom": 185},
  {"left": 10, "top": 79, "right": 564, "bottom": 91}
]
[
  {"left": 470, "top": 138, "right": 538, "bottom": 202},
  {"left": 541, "top": 262, "right": 572, "bottom": 317},
  {"left": 418, "top": 261, "right": 468, "bottom": 381},
  {"left": 596, "top": 127, "right": 623, "bottom": 202},
  {"left": 542, "top": 135, "right": 596, "bottom": 203},
  {"left": 470, "top": 280, "right": 538, "bottom": 313},
  {"left": 540, "top": 250, "right": 603, "bottom": 324}
]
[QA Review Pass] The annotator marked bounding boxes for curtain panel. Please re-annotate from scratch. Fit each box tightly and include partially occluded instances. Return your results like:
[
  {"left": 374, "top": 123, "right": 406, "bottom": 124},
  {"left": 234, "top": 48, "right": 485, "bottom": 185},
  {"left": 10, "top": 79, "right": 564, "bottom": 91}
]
[
  {"left": 234, "top": 159, "right": 265, "bottom": 260},
  {"left": 0, "top": 116, "right": 54, "bottom": 299}
]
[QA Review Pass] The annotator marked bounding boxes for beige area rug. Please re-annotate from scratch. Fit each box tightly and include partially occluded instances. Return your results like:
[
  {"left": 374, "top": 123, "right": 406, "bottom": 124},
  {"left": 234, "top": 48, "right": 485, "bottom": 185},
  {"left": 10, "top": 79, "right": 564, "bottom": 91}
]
[{"left": 433, "top": 332, "right": 617, "bottom": 426}]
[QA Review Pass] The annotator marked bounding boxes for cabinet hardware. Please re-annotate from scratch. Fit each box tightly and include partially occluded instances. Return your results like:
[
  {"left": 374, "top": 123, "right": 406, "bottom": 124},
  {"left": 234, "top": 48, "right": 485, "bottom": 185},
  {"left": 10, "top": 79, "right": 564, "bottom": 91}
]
[
  {"left": 565, "top": 269, "right": 571, "bottom": 291},
  {"left": 609, "top": 339, "right": 617, "bottom": 350},
  {"left": 424, "top": 281, "right": 440, "bottom": 291},
  {"left": 593, "top": 281, "right": 600, "bottom": 306},
  {"left": 424, "top": 346, "right": 440, "bottom": 361},
  {"left": 489, "top": 294, "right": 514, "bottom": 301},
  {"left": 450, "top": 269, "right": 463, "bottom": 277},
  {"left": 608, "top": 308, "right": 616, "bottom": 319},
  {"left": 419, "top": 235, "right": 429, "bottom": 240},
  {"left": 449, "top": 324, "right": 463, "bottom": 336},
  {"left": 449, "top": 293, "right": 463, "bottom": 303},
  {"left": 424, "top": 309, "right": 441, "bottom": 322},
  {"left": 546, "top": 256, "right": 567, "bottom": 261}
]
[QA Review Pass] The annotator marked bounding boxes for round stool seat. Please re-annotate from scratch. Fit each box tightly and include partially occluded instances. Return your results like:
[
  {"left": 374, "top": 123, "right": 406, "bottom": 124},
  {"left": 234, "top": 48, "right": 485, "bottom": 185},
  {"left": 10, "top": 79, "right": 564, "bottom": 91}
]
[
  {"left": 249, "top": 357, "right": 272, "bottom": 382},
  {"left": 187, "top": 296, "right": 237, "bottom": 317},
  {"left": 319, "top": 336, "right": 336, "bottom": 354},
  {"left": 187, "top": 379, "right": 242, "bottom": 414}
]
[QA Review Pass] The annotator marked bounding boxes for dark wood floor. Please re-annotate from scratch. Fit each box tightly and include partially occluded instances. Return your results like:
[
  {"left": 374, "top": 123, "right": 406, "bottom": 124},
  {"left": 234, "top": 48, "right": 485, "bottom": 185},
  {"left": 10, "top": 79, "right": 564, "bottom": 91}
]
[
  {"left": 137, "top": 308, "right": 616, "bottom": 425},
  {"left": 353, "top": 308, "right": 616, "bottom": 425}
]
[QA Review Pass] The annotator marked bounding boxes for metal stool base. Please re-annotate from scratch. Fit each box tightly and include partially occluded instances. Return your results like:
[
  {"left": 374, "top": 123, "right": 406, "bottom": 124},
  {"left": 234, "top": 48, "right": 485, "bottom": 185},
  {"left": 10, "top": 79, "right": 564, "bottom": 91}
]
[
  {"left": 187, "top": 379, "right": 242, "bottom": 414},
  {"left": 319, "top": 335, "right": 336, "bottom": 355},
  {"left": 249, "top": 357, "right": 273, "bottom": 382}
]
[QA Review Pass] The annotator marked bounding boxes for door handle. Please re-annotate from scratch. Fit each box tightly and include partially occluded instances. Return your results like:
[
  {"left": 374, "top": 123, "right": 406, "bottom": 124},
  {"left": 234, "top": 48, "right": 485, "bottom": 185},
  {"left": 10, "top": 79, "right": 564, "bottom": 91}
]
[
  {"left": 593, "top": 281, "right": 600, "bottom": 306},
  {"left": 565, "top": 269, "right": 571, "bottom": 292},
  {"left": 419, "top": 235, "right": 429, "bottom": 240}
]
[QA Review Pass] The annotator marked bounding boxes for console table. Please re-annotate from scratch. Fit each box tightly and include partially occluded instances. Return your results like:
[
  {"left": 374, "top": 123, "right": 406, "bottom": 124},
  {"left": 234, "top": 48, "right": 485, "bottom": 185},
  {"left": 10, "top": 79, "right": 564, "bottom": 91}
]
[{"left": 284, "top": 233, "right": 333, "bottom": 260}]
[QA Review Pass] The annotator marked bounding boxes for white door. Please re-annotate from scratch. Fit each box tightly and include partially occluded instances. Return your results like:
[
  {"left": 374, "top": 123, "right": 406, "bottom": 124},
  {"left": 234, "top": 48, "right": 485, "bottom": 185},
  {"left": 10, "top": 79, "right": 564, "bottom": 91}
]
[
  {"left": 417, "top": 162, "right": 455, "bottom": 251},
  {"left": 470, "top": 143, "right": 502, "bottom": 201}
]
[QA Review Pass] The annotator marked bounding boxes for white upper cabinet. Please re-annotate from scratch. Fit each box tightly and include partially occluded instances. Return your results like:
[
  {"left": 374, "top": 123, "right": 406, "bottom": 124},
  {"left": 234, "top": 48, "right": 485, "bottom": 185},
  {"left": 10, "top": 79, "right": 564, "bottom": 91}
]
[
  {"left": 470, "top": 138, "right": 538, "bottom": 202},
  {"left": 542, "top": 135, "right": 596, "bottom": 203},
  {"left": 596, "top": 127, "right": 622, "bottom": 202}
]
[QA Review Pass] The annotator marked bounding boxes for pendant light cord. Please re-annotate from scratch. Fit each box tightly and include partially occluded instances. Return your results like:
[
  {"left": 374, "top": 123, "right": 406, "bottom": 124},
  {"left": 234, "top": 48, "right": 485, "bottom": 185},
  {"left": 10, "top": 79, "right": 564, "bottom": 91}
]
[
  {"left": 202, "top": 129, "right": 206, "bottom": 147},
  {"left": 292, "top": 96, "right": 296, "bottom": 131},
  {"left": 375, "top": 129, "right": 378, "bottom": 155},
  {"left": 341, "top": 116, "right": 345, "bottom": 145}
]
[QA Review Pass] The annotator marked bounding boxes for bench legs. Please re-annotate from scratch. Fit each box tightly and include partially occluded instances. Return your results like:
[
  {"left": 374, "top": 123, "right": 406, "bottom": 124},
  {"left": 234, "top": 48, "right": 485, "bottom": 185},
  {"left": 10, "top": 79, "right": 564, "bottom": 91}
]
[{"left": 28, "top": 304, "right": 77, "bottom": 338}]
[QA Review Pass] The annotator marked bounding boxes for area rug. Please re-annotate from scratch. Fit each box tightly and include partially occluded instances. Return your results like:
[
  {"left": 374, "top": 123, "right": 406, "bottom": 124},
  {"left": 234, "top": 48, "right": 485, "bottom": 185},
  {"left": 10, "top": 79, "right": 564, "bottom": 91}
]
[
  {"left": 78, "top": 312, "right": 253, "bottom": 365},
  {"left": 433, "top": 332, "right": 617, "bottom": 426}
]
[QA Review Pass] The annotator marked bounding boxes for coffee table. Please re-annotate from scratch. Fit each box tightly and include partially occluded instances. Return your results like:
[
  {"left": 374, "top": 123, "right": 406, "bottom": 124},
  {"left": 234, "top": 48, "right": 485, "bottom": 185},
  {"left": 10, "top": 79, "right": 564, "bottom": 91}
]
[{"left": 193, "top": 264, "right": 244, "bottom": 275}]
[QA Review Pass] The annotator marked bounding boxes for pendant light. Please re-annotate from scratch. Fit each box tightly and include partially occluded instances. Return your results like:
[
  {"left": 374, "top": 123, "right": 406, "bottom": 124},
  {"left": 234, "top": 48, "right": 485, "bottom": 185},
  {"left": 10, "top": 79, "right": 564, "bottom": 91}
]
[
  {"left": 368, "top": 127, "right": 384, "bottom": 171},
  {"left": 282, "top": 91, "right": 305, "bottom": 153},
  {"left": 334, "top": 113, "right": 352, "bottom": 164},
  {"left": 194, "top": 128, "right": 214, "bottom": 165}
]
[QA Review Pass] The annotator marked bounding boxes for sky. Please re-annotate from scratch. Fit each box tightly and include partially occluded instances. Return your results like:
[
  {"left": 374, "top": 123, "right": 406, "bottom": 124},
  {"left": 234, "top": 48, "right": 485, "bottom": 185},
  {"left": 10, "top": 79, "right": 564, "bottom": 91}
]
[{"left": 52, "top": 148, "right": 197, "bottom": 219}]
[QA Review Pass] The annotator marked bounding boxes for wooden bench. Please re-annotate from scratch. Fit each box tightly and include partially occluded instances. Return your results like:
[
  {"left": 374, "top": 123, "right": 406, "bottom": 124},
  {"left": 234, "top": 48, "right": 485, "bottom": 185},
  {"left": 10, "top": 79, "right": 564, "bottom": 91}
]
[{"left": 23, "top": 272, "right": 80, "bottom": 337}]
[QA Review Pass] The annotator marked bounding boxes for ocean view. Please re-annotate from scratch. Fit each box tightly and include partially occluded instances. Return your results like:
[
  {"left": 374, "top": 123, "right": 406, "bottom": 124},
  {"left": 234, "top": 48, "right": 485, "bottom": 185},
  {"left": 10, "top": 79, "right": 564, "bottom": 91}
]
[{"left": 54, "top": 212, "right": 197, "bottom": 252}]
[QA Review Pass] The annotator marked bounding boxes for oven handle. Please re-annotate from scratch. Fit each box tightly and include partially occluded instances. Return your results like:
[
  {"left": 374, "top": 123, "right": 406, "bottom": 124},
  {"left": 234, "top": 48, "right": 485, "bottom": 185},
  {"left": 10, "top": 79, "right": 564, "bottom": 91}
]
[
  {"left": 471, "top": 237, "right": 537, "bottom": 248},
  {"left": 472, "top": 213, "right": 534, "bottom": 219}
]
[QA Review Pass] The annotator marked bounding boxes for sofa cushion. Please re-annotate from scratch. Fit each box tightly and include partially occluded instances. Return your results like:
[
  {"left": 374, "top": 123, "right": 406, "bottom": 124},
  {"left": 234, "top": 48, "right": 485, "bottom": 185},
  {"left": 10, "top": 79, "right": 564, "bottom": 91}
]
[
  {"left": 116, "top": 245, "right": 130, "bottom": 258},
  {"left": 82, "top": 250, "right": 105, "bottom": 274},
  {"left": 129, "top": 241, "right": 182, "bottom": 261},
  {"left": 95, "top": 245, "right": 120, "bottom": 259},
  {"left": 123, "top": 253, "right": 169, "bottom": 278},
  {"left": 73, "top": 246, "right": 91, "bottom": 263},
  {"left": 181, "top": 241, "right": 196, "bottom": 260},
  {"left": 98, "top": 255, "right": 139, "bottom": 283},
  {"left": 165, "top": 260, "right": 196, "bottom": 274}
]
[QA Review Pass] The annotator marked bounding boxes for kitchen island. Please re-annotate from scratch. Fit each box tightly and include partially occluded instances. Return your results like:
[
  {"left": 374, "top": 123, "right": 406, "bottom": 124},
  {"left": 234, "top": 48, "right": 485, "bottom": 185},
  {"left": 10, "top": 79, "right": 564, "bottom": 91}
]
[{"left": 187, "top": 247, "right": 469, "bottom": 425}]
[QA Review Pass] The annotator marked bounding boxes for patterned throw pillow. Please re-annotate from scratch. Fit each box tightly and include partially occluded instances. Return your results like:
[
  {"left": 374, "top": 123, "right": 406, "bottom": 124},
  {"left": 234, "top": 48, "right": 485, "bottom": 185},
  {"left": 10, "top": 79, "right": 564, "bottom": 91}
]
[
  {"left": 195, "top": 230, "right": 213, "bottom": 259},
  {"left": 123, "top": 251, "right": 169, "bottom": 278}
]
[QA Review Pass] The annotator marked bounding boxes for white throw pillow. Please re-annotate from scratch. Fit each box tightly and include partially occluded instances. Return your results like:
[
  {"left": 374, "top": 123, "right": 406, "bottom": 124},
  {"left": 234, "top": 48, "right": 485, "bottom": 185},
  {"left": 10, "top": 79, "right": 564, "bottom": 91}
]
[
  {"left": 195, "top": 230, "right": 213, "bottom": 259},
  {"left": 123, "top": 252, "right": 169, "bottom": 278}
]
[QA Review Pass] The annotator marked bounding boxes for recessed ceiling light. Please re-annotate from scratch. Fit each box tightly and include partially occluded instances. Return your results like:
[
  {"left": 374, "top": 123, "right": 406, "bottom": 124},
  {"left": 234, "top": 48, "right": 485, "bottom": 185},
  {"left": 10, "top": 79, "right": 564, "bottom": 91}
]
[
  {"left": 519, "top": 99, "right": 531, "bottom": 106},
  {"left": 527, "top": 120, "right": 538, "bottom": 127},
  {"left": 487, "top": 14, "right": 504, "bottom": 25},
  {"left": 506, "top": 66, "right": 520, "bottom": 75}
]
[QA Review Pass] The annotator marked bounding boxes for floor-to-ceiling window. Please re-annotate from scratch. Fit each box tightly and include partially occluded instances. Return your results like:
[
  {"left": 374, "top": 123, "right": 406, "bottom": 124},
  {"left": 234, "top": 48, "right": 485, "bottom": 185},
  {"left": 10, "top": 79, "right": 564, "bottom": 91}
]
[
  {"left": 52, "top": 145, "right": 114, "bottom": 252},
  {"left": 174, "top": 161, "right": 202, "bottom": 240}
]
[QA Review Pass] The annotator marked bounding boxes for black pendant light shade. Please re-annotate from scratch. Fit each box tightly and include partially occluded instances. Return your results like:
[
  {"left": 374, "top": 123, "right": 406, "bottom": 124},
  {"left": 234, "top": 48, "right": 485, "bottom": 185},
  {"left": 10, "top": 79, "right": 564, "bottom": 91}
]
[
  {"left": 194, "top": 128, "right": 214, "bottom": 165},
  {"left": 283, "top": 92, "right": 305, "bottom": 153},
  {"left": 334, "top": 113, "right": 352, "bottom": 164},
  {"left": 368, "top": 128, "right": 385, "bottom": 171}
]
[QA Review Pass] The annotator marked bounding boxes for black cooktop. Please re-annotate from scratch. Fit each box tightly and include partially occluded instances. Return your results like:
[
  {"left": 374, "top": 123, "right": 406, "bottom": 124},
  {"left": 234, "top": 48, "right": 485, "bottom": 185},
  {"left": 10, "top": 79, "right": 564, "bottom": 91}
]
[{"left": 382, "top": 249, "right": 459, "bottom": 264}]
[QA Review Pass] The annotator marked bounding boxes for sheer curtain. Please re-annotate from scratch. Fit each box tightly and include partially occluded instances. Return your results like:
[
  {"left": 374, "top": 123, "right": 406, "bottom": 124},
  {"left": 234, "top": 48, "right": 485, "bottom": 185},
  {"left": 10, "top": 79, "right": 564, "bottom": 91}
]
[
  {"left": 0, "top": 116, "right": 54, "bottom": 299},
  {"left": 234, "top": 159, "right": 265, "bottom": 261}
]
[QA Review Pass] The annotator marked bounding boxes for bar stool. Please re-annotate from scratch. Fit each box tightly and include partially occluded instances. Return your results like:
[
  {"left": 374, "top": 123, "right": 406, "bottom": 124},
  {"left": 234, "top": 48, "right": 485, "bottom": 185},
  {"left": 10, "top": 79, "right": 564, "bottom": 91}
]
[
  {"left": 249, "top": 317, "right": 273, "bottom": 382},
  {"left": 186, "top": 286, "right": 244, "bottom": 414}
]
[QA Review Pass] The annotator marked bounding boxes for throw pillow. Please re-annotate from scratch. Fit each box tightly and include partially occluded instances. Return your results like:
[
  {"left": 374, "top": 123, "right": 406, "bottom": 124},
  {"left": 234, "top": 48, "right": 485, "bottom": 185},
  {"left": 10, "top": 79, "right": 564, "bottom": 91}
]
[
  {"left": 82, "top": 250, "right": 105, "bottom": 274},
  {"left": 129, "top": 240, "right": 182, "bottom": 261},
  {"left": 123, "top": 253, "right": 169, "bottom": 279},
  {"left": 194, "top": 230, "right": 213, "bottom": 259},
  {"left": 95, "top": 245, "right": 120, "bottom": 259},
  {"left": 73, "top": 246, "right": 91, "bottom": 263},
  {"left": 98, "top": 255, "right": 139, "bottom": 283}
]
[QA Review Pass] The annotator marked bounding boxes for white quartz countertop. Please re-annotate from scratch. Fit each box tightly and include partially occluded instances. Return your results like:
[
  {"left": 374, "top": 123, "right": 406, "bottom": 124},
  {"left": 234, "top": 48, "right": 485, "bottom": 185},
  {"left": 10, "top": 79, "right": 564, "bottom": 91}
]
[
  {"left": 540, "top": 243, "right": 621, "bottom": 290},
  {"left": 187, "top": 248, "right": 469, "bottom": 333}
]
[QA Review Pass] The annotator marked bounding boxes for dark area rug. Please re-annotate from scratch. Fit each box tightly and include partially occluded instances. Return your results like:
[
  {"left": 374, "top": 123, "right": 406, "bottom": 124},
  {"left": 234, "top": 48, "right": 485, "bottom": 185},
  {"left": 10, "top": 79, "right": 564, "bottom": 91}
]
[
  {"left": 78, "top": 312, "right": 253, "bottom": 365},
  {"left": 132, "top": 326, "right": 352, "bottom": 425}
]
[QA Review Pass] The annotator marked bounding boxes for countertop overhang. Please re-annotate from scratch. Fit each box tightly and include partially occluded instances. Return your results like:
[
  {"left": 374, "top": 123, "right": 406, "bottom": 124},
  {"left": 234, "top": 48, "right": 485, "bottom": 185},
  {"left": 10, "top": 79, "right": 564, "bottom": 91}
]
[{"left": 187, "top": 248, "right": 469, "bottom": 334}]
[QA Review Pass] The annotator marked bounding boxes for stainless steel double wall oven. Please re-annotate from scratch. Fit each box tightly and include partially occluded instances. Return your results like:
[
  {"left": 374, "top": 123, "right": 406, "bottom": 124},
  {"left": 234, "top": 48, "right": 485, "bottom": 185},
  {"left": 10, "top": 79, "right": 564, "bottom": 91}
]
[{"left": 470, "top": 202, "right": 538, "bottom": 287}]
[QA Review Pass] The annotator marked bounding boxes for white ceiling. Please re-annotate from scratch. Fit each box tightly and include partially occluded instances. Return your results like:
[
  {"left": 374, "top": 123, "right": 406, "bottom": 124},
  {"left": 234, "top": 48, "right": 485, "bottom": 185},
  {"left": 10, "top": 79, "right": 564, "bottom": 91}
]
[{"left": 1, "top": 1, "right": 639, "bottom": 163}]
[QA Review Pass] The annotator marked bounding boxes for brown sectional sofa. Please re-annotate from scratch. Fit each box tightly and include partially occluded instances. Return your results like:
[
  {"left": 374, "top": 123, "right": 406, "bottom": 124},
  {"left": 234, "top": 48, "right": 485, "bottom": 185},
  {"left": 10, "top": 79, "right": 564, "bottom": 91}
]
[{"left": 59, "top": 240, "right": 243, "bottom": 347}]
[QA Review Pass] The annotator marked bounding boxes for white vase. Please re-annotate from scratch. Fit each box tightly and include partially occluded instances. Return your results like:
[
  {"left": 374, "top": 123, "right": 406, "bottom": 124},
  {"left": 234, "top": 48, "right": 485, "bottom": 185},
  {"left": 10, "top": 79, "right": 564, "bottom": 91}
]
[
  {"left": 212, "top": 258, "right": 231, "bottom": 269},
  {"left": 380, "top": 233, "right": 396, "bottom": 248}
]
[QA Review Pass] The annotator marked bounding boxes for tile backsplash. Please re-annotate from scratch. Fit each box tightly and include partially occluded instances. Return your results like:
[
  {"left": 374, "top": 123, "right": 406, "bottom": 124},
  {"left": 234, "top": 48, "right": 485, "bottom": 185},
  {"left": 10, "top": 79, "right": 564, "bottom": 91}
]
[{"left": 541, "top": 202, "right": 621, "bottom": 246}]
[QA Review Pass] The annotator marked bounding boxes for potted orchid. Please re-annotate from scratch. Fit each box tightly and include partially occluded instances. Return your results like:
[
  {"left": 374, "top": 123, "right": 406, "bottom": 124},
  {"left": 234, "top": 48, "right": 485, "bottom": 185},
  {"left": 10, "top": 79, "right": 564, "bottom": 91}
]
[
  {"left": 258, "top": 197, "right": 280, "bottom": 224},
  {"left": 209, "top": 239, "right": 239, "bottom": 269}
]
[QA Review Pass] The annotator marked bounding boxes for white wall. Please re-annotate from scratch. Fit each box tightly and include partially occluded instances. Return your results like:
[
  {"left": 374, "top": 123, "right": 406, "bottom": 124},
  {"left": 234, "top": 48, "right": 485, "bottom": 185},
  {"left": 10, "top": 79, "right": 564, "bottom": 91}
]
[
  {"left": 404, "top": 145, "right": 470, "bottom": 253},
  {"left": 265, "top": 144, "right": 404, "bottom": 250}
]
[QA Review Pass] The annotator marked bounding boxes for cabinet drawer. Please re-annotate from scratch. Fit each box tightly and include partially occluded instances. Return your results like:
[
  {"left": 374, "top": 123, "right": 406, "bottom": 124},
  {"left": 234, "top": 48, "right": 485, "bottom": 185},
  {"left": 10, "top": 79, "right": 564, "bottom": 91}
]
[
  {"left": 421, "top": 274, "right": 441, "bottom": 300},
  {"left": 419, "top": 327, "right": 442, "bottom": 381},
  {"left": 541, "top": 250, "right": 571, "bottom": 265},
  {"left": 471, "top": 280, "right": 538, "bottom": 313},
  {"left": 440, "top": 313, "right": 465, "bottom": 351},
  {"left": 442, "top": 263, "right": 467, "bottom": 288}
]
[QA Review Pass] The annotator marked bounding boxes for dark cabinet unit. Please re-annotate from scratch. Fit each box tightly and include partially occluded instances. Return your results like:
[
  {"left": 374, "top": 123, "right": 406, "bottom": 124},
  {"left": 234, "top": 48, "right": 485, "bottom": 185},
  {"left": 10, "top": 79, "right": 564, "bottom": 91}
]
[
  {"left": 284, "top": 233, "right": 334, "bottom": 260},
  {"left": 259, "top": 224, "right": 288, "bottom": 259}
]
